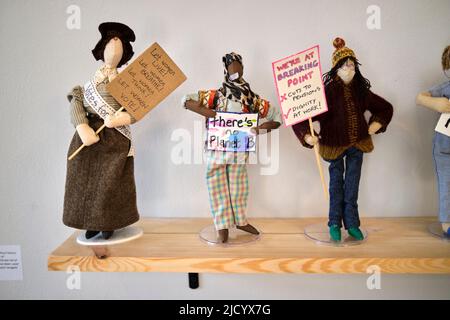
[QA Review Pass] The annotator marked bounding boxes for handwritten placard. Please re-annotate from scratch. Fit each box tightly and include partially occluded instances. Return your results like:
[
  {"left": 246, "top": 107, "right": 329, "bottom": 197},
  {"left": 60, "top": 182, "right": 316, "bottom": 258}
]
[
  {"left": 435, "top": 112, "right": 450, "bottom": 137},
  {"left": 107, "top": 42, "right": 187, "bottom": 121},
  {"left": 272, "top": 45, "right": 328, "bottom": 127},
  {"left": 207, "top": 112, "right": 258, "bottom": 152}
]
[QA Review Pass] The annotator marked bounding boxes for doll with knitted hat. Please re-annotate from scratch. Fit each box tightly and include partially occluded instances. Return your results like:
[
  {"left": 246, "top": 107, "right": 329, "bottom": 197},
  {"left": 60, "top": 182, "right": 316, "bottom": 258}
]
[
  {"left": 63, "top": 22, "right": 139, "bottom": 240},
  {"left": 182, "top": 52, "right": 281, "bottom": 243},
  {"left": 416, "top": 45, "right": 450, "bottom": 238},
  {"left": 293, "top": 38, "right": 393, "bottom": 242}
]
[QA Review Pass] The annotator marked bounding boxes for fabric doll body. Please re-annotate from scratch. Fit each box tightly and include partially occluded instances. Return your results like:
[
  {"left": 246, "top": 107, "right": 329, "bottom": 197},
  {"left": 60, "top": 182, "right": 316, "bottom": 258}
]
[
  {"left": 184, "top": 53, "right": 281, "bottom": 242},
  {"left": 429, "top": 82, "right": 450, "bottom": 232},
  {"left": 64, "top": 77, "right": 139, "bottom": 234},
  {"left": 201, "top": 89, "right": 279, "bottom": 231},
  {"left": 63, "top": 22, "right": 139, "bottom": 240},
  {"left": 416, "top": 46, "right": 450, "bottom": 236},
  {"left": 292, "top": 38, "right": 393, "bottom": 241},
  {"left": 429, "top": 81, "right": 450, "bottom": 236}
]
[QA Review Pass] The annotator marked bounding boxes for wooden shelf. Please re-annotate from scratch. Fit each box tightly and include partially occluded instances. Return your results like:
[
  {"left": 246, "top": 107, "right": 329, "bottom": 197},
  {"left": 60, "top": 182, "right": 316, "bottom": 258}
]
[{"left": 48, "top": 217, "right": 450, "bottom": 274}]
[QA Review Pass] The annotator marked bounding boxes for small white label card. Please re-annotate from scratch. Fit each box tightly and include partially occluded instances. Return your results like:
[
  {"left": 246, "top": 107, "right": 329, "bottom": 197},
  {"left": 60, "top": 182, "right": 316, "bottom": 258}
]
[
  {"left": 0, "top": 245, "right": 23, "bottom": 281},
  {"left": 435, "top": 113, "right": 450, "bottom": 137}
]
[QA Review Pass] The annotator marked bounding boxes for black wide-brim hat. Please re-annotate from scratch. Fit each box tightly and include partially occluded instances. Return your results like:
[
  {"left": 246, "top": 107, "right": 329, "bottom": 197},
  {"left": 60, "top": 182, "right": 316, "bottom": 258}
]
[
  {"left": 92, "top": 22, "right": 136, "bottom": 67},
  {"left": 98, "top": 22, "right": 136, "bottom": 43}
]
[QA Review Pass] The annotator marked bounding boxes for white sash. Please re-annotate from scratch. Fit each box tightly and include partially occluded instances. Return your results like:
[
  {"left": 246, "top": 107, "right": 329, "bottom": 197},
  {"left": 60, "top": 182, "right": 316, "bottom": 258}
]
[{"left": 83, "top": 80, "right": 135, "bottom": 157}]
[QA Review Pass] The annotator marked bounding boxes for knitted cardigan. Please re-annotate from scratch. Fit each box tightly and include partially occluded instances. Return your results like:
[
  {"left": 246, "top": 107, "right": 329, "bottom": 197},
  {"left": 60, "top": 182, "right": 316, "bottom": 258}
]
[{"left": 292, "top": 78, "right": 393, "bottom": 159}]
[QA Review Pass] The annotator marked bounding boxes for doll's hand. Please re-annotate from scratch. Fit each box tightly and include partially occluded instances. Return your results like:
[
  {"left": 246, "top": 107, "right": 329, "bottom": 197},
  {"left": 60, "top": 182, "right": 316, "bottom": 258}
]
[
  {"left": 185, "top": 99, "right": 203, "bottom": 109},
  {"left": 105, "top": 112, "right": 132, "bottom": 128},
  {"left": 76, "top": 123, "right": 99, "bottom": 146},
  {"left": 108, "top": 73, "right": 118, "bottom": 82},
  {"left": 434, "top": 97, "right": 450, "bottom": 113},
  {"left": 304, "top": 134, "right": 319, "bottom": 146},
  {"left": 368, "top": 121, "right": 382, "bottom": 135}
]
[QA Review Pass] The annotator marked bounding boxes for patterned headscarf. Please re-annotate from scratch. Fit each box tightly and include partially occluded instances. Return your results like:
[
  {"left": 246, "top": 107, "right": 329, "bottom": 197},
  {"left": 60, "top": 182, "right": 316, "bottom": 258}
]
[{"left": 220, "top": 52, "right": 260, "bottom": 113}]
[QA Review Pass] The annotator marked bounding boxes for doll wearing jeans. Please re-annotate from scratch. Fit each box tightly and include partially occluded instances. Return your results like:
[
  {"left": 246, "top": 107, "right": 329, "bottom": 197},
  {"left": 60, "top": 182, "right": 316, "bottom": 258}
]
[{"left": 416, "top": 45, "right": 450, "bottom": 237}]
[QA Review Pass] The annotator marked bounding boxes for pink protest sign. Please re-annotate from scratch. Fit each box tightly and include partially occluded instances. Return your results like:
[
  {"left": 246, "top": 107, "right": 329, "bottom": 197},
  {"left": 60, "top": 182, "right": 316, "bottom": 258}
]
[{"left": 272, "top": 45, "right": 328, "bottom": 127}]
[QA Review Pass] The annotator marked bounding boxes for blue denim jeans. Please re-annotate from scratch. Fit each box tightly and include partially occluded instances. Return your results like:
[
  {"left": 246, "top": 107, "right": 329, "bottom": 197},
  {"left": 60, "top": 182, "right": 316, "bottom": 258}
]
[
  {"left": 325, "top": 147, "right": 363, "bottom": 229},
  {"left": 433, "top": 132, "right": 450, "bottom": 223}
]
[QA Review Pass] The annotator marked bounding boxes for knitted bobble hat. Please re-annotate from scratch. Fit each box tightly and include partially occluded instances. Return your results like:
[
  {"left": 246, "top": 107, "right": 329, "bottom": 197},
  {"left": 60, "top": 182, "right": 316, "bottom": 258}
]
[{"left": 332, "top": 37, "right": 356, "bottom": 67}]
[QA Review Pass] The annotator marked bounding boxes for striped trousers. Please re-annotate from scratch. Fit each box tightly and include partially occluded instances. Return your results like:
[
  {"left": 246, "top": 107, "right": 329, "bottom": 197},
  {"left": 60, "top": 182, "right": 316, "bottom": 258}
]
[{"left": 206, "top": 152, "right": 249, "bottom": 230}]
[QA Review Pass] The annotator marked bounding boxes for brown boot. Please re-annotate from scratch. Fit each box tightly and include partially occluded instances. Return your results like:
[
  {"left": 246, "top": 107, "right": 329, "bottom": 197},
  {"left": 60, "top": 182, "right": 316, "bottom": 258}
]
[
  {"left": 217, "top": 229, "right": 229, "bottom": 243},
  {"left": 236, "top": 224, "right": 260, "bottom": 235}
]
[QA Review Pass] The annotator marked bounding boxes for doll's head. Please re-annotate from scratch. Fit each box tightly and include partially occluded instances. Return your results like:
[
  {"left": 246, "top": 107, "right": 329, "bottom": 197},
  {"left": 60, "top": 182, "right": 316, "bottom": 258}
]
[
  {"left": 223, "top": 52, "right": 243, "bottom": 81},
  {"left": 442, "top": 45, "right": 450, "bottom": 78},
  {"left": 92, "top": 22, "right": 135, "bottom": 68},
  {"left": 323, "top": 38, "right": 371, "bottom": 96},
  {"left": 103, "top": 37, "right": 124, "bottom": 68},
  {"left": 330, "top": 37, "right": 357, "bottom": 84}
]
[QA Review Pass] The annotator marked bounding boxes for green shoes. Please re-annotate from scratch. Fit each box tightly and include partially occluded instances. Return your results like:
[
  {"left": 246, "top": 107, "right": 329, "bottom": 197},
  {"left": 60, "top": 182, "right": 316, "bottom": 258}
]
[
  {"left": 329, "top": 226, "right": 364, "bottom": 241},
  {"left": 348, "top": 227, "right": 364, "bottom": 240},
  {"left": 329, "top": 225, "right": 341, "bottom": 242}
]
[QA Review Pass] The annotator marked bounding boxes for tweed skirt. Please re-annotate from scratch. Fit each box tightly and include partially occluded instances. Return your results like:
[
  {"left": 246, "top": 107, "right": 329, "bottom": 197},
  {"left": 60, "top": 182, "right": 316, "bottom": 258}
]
[{"left": 63, "top": 116, "right": 139, "bottom": 231}]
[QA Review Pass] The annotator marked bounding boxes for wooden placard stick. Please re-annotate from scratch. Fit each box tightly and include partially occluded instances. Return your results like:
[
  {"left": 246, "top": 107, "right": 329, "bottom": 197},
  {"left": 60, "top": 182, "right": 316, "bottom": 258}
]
[
  {"left": 309, "top": 117, "right": 328, "bottom": 199},
  {"left": 68, "top": 107, "right": 124, "bottom": 160}
]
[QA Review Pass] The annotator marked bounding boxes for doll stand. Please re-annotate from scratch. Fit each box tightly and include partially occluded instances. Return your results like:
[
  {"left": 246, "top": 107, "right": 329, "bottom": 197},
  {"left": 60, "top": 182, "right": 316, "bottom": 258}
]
[
  {"left": 77, "top": 226, "right": 143, "bottom": 248},
  {"left": 199, "top": 225, "right": 261, "bottom": 246},
  {"left": 304, "top": 223, "right": 368, "bottom": 247},
  {"left": 76, "top": 226, "right": 143, "bottom": 259},
  {"left": 427, "top": 222, "right": 450, "bottom": 241}
]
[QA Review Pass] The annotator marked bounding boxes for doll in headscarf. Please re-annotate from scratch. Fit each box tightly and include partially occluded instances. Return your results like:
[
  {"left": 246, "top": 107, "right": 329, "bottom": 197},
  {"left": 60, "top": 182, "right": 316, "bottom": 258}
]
[
  {"left": 416, "top": 45, "right": 450, "bottom": 237},
  {"left": 182, "top": 52, "right": 282, "bottom": 243},
  {"left": 293, "top": 38, "right": 393, "bottom": 242},
  {"left": 63, "top": 22, "right": 139, "bottom": 240}
]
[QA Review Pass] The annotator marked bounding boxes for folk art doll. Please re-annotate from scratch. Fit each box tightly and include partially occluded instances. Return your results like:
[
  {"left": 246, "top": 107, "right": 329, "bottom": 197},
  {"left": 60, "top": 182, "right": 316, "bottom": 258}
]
[
  {"left": 63, "top": 22, "right": 139, "bottom": 240},
  {"left": 183, "top": 52, "right": 282, "bottom": 243},
  {"left": 293, "top": 38, "right": 394, "bottom": 242},
  {"left": 416, "top": 45, "right": 450, "bottom": 238}
]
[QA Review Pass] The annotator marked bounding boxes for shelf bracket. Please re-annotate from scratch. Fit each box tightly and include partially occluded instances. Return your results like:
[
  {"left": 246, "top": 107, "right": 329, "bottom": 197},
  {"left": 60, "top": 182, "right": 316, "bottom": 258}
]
[{"left": 188, "top": 273, "right": 199, "bottom": 289}]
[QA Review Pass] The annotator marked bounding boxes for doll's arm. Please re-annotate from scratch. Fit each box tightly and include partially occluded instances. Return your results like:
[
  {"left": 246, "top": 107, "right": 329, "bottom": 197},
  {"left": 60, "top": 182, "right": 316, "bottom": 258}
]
[
  {"left": 292, "top": 89, "right": 333, "bottom": 146},
  {"left": 68, "top": 86, "right": 100, "bottom": 146},
  {"left": 367, "top": 91, "right": 394, "bottom": 134},
  {"left": 416, "top": 91, "right": 450, "bottom": 113},
  {"left": 292, "top": 106, "right": 325, "bottom": 148},
  {"left": 252, "top": 100, "right": 281, "bottom": 135},
  {"left": 68, "top": 86, "right": 89, "bottom": 127},
  {"left": 292, "top": 121, "right": 318, "bottom": 148},
  {"left": 185, "top": 100, "right": 217, "bottom": 118},
  {"left": 182, "top": 92, "right": 217, "bottom": 118},
  {"left": 76, "top": 124, "right": 100, "bottom": 146},
  {"left": 252, "top": 121, "right": 281, "bottom": 135}
]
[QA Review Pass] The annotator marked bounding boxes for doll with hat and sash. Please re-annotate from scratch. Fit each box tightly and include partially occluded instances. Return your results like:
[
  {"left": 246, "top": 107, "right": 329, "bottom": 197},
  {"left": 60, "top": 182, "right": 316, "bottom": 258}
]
[{"left": 63, "top": 22, "right": 139, "bottom": 240}]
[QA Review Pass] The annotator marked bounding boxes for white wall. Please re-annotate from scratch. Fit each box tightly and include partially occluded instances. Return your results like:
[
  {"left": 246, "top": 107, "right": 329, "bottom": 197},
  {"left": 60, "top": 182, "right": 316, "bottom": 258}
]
[{"left": 0, "top": 0, "right": 449, "bottom": 299}]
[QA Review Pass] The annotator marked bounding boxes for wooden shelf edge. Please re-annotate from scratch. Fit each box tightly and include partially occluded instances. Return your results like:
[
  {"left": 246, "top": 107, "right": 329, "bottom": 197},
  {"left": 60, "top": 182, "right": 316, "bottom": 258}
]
[
  {"left": 48, "top": 255, "right": 450, "bottom": 274},
  {"left": 48, "top": 218, "right": 450, "bottom": 274}
]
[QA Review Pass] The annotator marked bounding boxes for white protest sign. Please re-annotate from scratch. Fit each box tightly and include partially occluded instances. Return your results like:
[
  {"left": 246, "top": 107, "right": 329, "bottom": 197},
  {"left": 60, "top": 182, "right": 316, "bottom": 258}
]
[
  {"left": 272, "top": 45, "right": 328, "bottom": 127},
  {"left": 206, "top": 112, "right": 258, "bottom": 152},
  {"left": 435, "top": 113, "right": 450, "bottom": 137}
]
